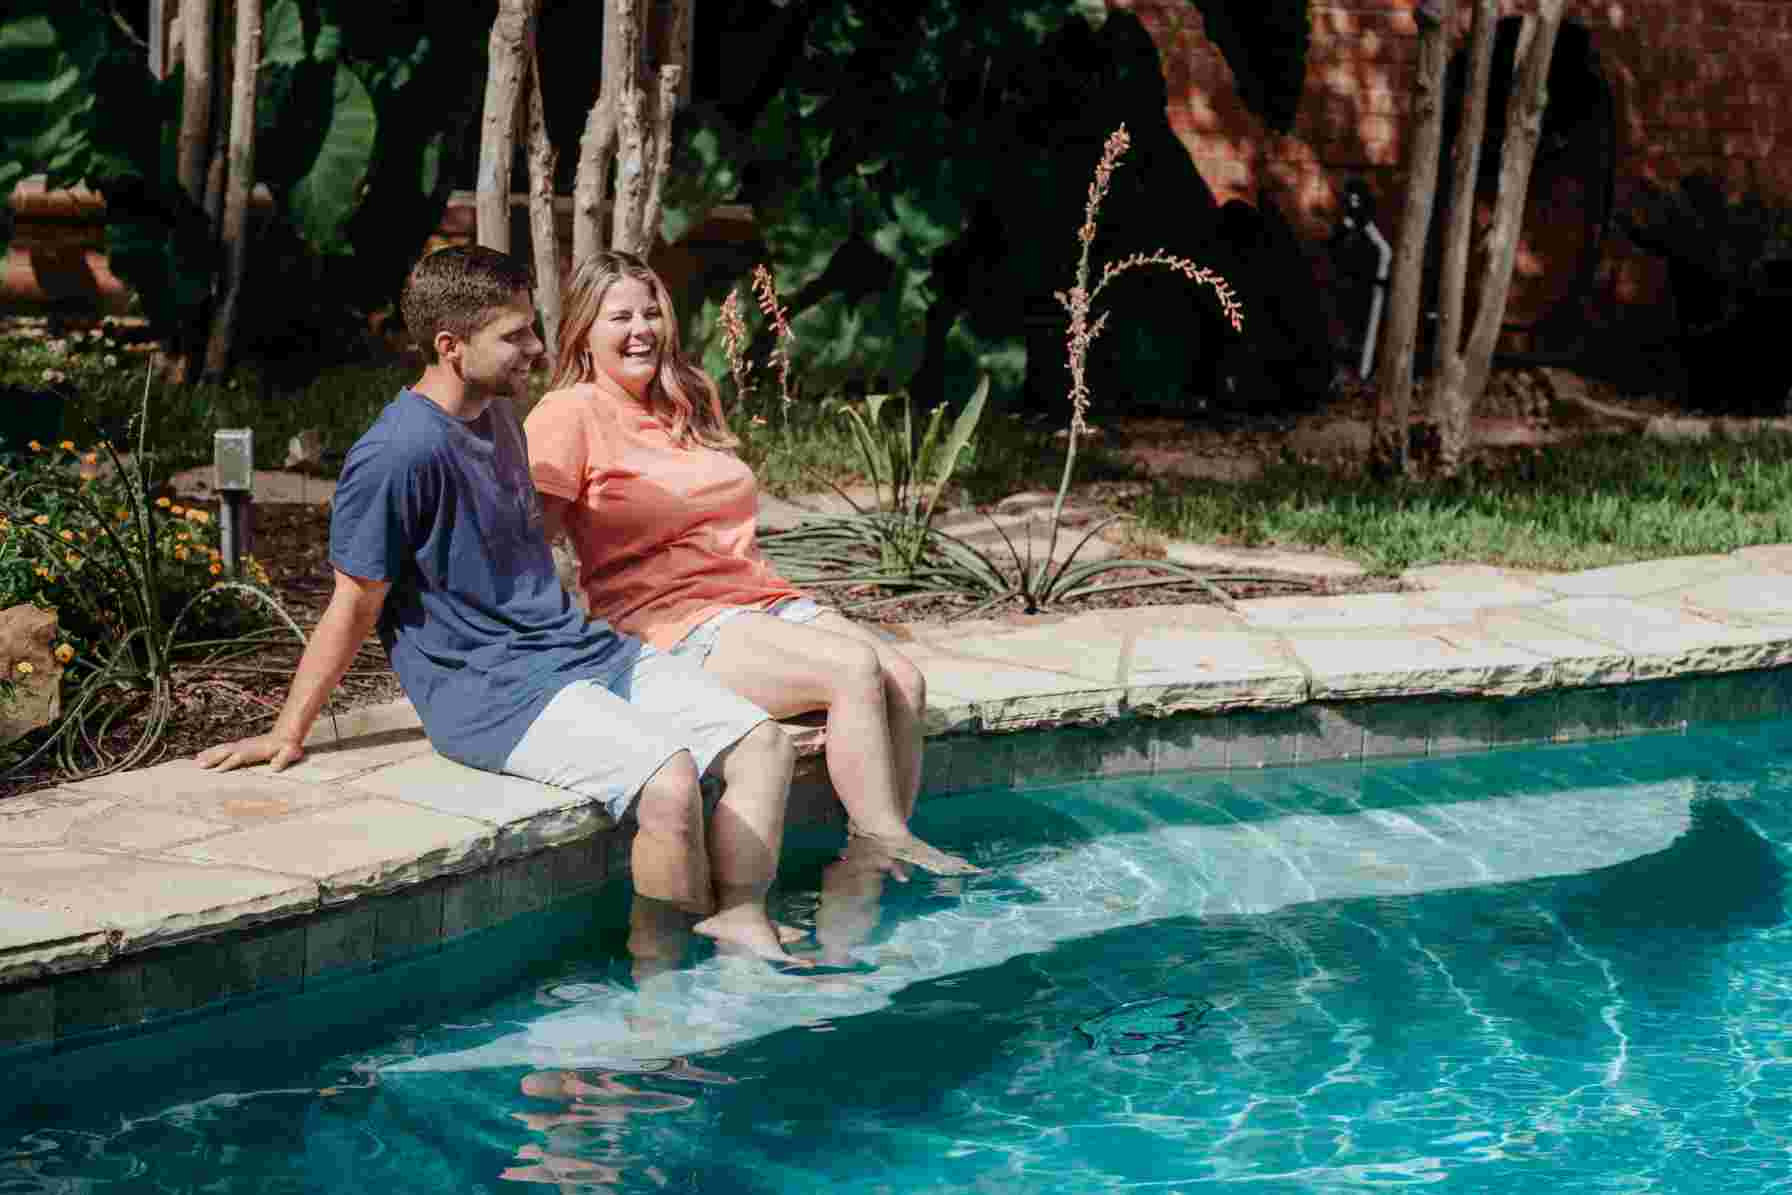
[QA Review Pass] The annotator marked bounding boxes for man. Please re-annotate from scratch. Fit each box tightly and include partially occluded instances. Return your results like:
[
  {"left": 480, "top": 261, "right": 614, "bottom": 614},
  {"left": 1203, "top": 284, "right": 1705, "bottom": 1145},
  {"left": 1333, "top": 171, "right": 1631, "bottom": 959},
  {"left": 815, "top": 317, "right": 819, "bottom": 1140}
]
[{"left": 199, "top": 246, "right": 801, "bottom": 964}]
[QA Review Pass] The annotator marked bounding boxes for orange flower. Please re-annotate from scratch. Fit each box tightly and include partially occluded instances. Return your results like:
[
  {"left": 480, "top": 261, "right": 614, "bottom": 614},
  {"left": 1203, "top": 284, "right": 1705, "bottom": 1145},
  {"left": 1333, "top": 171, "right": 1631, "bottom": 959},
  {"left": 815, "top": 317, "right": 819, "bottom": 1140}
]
[
  {"left": 174, "top": 546, "right": 190, "bottom": 561},
  {"left": 58, "top": 440, "right": 74, "bottom": 452},
  {"left": 53, "top": 643, "right": 73, "bottom": 664},
  {"left": 26, "top": 440, "right": 42, "bottom": 452},
  {"left": 169, "top": 504, "right": 186, "bottom": 517},
  {"left": 82, "top": 452, "right": 97, "bottom": 465},
  {"left": 59, "top": 529, "right": 74, "bottom": 542},
  {"left": 31, "top": 514, "right": 48, "bottom": 526},
  {"left": 209, "top": 562, "right": 222, "bottom": 575},
  {"left": 186, "top": 509, "right": 211, "bottom": 524},
  {"left": 155, "top": 496, "right": 171, "bottom": 508}
]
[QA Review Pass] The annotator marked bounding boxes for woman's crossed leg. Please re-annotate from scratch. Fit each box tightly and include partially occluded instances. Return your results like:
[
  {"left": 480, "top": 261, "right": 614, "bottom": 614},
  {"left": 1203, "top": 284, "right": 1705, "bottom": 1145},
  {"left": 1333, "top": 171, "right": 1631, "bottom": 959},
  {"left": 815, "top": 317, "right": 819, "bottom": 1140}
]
[{"left": 701, "top": 610, "right": 979, "bottom": 876}]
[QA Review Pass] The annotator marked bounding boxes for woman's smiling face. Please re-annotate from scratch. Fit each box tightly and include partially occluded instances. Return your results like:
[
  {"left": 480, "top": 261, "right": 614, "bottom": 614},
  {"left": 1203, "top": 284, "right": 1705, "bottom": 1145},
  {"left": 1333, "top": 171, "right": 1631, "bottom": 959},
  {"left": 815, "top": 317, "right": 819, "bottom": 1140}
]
[{"left": 586, "top": 276, "right": 664, "bottom": 398}]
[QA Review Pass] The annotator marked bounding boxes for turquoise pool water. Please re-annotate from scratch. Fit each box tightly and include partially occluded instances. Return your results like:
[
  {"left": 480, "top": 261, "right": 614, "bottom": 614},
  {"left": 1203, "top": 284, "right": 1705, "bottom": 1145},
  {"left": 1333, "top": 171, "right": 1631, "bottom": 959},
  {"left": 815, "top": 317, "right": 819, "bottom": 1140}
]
[{"left": 8, "top": 719, "right": 1792, "bottom": 1193}]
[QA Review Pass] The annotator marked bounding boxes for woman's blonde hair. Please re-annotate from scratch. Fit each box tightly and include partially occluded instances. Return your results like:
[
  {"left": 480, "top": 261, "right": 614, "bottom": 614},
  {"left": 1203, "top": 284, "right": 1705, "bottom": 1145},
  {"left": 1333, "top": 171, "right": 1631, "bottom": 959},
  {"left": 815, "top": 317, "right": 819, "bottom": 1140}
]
[{"left": 552, "top": 251, "right": 737, "bottom": 450}]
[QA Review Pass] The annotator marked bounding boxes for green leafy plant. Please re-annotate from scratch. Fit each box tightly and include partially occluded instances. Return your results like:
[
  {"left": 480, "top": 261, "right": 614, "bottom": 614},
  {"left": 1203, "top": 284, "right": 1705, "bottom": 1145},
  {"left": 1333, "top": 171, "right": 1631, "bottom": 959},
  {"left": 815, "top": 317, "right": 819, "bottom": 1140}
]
[
  {"left": 762, "top": 377, "right": 989, "bottom": 595},
  {"left": 0, "top": 364, "right": 303, "bottom": 779},
  {"left": 830, "top": 378, "right": 989, "bottom": 572},
  {"left": 761, "top": 127, "right": 1275, "bottom": 618}
]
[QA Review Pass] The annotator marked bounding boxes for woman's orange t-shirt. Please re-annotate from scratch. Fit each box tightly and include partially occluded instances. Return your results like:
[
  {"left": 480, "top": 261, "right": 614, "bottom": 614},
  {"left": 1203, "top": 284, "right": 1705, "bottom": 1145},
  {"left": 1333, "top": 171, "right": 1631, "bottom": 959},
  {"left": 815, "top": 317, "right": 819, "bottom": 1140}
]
[{"left": 523, "top": 383, "right": 804, "bottom": 650}]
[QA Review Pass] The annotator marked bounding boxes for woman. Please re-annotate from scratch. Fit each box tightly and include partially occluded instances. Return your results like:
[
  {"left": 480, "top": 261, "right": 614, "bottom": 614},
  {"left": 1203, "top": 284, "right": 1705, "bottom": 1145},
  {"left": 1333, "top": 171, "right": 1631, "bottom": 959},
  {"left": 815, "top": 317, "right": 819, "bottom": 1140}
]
[{"left": 525, "top": 251, "right": 977, "bottom": 877}]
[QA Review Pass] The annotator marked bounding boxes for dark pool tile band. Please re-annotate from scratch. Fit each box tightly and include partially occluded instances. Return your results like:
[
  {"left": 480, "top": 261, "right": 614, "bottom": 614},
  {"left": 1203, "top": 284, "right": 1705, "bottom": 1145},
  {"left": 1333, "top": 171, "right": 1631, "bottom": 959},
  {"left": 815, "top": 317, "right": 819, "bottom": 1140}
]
[
  {"left": 914, "top": 669, "right": 1792, "bottom": 795},
  {"left": 7, "top": 666, "right": 1792, "bottom": 1060},
  {"left": 0, "top": 836, "right": 612, "bottom": 1063}
]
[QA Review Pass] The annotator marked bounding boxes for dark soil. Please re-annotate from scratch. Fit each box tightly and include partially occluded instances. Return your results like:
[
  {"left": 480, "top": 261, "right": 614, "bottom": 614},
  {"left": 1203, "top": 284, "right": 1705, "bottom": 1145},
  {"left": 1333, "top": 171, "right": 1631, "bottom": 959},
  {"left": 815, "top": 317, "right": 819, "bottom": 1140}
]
[
  {"left": 1, "top": 503, "right": 402, "bottom": 798},
  {"left": 3, "top": 418, "right": 1407, "bottom": 798}
]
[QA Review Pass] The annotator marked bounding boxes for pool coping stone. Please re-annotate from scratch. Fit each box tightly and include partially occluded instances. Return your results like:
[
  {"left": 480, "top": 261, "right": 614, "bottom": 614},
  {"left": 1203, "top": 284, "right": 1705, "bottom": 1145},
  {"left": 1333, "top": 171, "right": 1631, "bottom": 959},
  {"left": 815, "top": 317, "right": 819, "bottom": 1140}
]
[{"left": 8, "top": 546, "right": 1792, "bottom": 1051}]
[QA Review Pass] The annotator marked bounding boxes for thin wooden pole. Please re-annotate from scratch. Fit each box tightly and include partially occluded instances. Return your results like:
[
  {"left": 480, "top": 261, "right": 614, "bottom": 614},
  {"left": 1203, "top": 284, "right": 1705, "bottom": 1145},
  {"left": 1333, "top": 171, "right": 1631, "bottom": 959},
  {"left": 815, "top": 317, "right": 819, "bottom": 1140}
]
[
  {"left": 477, "top": 0, "right": 531, "bottom": 252},
  {"left": 1371, "top": 0, "right": 1455, "bottom": 477},
  {"left": 523, "top": 1, "right": 562, "bottom": 360},
  {"left": 203, "top": 0, "right": 260, "bottom": 376}
]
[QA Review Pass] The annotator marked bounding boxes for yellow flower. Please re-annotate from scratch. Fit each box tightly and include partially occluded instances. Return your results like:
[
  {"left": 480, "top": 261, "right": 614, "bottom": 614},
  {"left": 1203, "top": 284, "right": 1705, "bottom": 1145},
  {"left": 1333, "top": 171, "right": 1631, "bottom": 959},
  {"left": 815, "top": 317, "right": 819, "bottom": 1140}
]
[
  {"left": 58, "top": 440, "right": 74, "bottom": 452},
  {"left": 32, "top": 514, "right": 48, "bottom": 526},
  {"left": 155, "top": 496, "right": 171, "bottom": 508},
  {"left": 186, "top": 509, "right": 210, "bottom": 524},
  {"left": 53, "top": 644, "right": 73, "bottom": 664},
  {"left": 33, "top": 566, "right": 49, "bottom": 578},
  {"left": 209, "top": 562, "right": 222, "bottom": 575},
  {"left": 26, "top": 440, "right": 42, "bottom": 452},
  {"left": 14, "top": 661, "right": 34, "bottom": 676},
  {"left": 174, "top": 546, "right": 189, "bottom": 561},
  {"left": 169, "top": 504, "right": 186, "bottom": 517}
]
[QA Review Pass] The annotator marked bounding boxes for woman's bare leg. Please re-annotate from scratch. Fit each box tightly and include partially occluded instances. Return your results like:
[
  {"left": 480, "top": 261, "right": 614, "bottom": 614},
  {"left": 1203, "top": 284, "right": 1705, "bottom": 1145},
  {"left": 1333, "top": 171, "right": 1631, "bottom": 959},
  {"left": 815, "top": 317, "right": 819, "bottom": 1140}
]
[
  {"left": 810, "top": 612, "right": 926, "bottom": 817},
  {"left": 702, "top": 614, "right": 978, "bottom": 875}
]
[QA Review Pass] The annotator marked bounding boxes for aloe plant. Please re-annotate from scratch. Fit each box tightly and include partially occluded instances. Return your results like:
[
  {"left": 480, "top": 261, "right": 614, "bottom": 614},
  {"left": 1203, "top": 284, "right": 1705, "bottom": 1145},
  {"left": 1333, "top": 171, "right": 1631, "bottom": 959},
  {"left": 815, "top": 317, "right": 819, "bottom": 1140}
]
[{"left": 822, "top": 375, "right": 989, "bottom": 575}]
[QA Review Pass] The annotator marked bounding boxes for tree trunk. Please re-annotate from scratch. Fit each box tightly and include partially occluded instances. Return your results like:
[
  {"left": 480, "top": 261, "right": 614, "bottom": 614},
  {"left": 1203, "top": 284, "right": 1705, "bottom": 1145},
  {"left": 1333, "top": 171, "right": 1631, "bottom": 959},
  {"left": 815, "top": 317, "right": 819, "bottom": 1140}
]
[
  {"left": 477, "top": 0, "right": 532, "bottom": 253},
  {"left": 201, "top": 18, "right": 230, "bottom": 229},
  {"left": 1371, "top": 0, "right": 1454, "bottom": 477},
  {"left": 204, "top": 0, "right": 260, "bottom": 378},
  {"left": 524, "top": 5, "right": 562, "bottom": 361},
  {"left": 149, "top": 0, "right": 169, "bottom": 78},
  {"left": 637, "top": 62, "right": 684, "bottom": 257},
  {"left": 176, "top": 0, "right": 214, "bottom": 205},
  {"left": 573, "top": 0, "right": 636, "bottom": 262},
  {"left": 608, "top": 0, "right": 649, "bottom": 254},
  {"left": 648, "top": 0, "right": 694, "bottom": 107},
  {"left": 1423, "top": 0, "right": 1498, "bottom": 474},
  {"left": 1457, "top": 1, "right": 1566, "bottom": 409}
]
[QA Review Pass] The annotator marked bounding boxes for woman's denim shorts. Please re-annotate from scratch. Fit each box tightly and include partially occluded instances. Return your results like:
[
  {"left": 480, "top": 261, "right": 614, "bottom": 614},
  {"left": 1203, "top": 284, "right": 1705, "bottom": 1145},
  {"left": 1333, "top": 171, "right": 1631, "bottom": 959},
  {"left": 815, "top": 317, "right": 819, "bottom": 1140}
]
[{"left": 668, "top": 596, "right": 828, "bottom": 665}]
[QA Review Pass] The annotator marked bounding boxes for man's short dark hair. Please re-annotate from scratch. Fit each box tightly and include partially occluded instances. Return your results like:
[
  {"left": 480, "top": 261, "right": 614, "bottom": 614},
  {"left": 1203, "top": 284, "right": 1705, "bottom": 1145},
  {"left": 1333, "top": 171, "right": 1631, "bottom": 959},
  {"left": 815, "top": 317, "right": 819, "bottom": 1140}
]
[{"left": 400, "top": 246, "right": 535, "bottom": 361}]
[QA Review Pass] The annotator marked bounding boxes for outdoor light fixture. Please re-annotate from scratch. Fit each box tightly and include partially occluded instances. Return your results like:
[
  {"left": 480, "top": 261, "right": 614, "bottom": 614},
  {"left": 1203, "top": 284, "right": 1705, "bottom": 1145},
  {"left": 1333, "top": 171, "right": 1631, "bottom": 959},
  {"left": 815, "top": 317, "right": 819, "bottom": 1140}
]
[{"left": 213, "top": 428, "right": 254, "bottom": 574}]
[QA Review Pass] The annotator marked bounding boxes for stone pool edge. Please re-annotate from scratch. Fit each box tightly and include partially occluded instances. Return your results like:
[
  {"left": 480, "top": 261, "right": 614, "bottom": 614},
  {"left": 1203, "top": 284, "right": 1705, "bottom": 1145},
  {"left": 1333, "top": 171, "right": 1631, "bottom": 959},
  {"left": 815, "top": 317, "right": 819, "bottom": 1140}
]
[{"left": 8, "top": 547, "right": 1792, "bottom": 1054}]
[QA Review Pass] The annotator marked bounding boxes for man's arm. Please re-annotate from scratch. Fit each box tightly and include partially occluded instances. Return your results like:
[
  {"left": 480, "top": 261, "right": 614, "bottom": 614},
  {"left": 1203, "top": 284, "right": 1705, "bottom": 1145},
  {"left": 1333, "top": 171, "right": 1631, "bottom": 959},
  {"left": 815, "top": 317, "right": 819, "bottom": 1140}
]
[{"left": 195, "top": 569, "right": 391, "bottom": 772}]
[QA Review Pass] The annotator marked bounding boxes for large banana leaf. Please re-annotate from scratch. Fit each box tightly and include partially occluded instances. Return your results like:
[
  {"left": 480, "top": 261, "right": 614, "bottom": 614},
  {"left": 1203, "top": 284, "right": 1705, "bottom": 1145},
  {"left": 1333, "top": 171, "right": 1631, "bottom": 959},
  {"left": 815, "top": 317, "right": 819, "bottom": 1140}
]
[{"left": 285, "top": 66, "right": 376, "bottom": 255}]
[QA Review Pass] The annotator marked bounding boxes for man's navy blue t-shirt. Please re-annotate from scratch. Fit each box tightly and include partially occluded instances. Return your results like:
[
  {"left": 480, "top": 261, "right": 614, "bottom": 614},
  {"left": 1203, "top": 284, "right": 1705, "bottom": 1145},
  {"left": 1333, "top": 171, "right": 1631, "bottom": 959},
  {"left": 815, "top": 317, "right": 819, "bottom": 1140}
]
[{"left": 329, "top": 389, "right": 640, "bottom": 769}]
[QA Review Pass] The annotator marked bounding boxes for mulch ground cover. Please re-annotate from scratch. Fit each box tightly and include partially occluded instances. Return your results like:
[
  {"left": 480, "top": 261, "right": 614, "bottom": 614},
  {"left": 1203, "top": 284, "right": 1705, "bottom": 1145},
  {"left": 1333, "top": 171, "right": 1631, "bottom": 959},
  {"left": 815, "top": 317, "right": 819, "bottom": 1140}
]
[{"left": 2, "top": 487, "right": 1400, "bottom": 799}]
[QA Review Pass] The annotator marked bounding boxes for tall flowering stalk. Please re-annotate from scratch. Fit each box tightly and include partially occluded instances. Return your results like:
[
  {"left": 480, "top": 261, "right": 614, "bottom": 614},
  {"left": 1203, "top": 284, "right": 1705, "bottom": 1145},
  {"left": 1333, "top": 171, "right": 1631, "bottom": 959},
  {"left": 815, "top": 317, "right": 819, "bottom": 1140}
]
[
  {"left": 751, "top": 264, "right": 796, "bottom": 419},
  {"left": 718, "top": 285, "right": 755, "bottom": 406},
  {"left": 1043, "top": 125, "right": 1244, "bottom": 579}
]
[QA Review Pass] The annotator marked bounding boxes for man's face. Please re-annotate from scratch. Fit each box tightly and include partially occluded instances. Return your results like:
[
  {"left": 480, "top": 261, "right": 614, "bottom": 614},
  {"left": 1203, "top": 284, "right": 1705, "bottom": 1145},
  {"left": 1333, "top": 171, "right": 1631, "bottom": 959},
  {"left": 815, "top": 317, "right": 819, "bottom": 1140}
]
[{"left": 454, "top": 295, "right": 543, "bottom": 400}]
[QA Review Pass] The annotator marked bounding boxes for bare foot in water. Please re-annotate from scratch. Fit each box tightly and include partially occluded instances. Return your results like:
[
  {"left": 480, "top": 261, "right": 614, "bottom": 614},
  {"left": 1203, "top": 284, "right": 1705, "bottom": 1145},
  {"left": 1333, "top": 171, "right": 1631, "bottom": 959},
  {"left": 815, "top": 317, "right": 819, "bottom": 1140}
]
[
  {"left": 693, "top": 906, "right": 813, "bottom": 965},
  {"left": 848, "top": 824, "right": 983, "bottom": 876}
]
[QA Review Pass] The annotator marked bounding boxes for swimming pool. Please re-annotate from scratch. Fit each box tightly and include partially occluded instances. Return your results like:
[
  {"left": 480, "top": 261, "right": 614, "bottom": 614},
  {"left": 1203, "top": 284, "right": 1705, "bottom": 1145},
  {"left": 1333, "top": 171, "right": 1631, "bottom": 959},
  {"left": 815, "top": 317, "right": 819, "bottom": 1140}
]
[{"left": 7, "top": 719, "right": 1792, "bottom": 1192}]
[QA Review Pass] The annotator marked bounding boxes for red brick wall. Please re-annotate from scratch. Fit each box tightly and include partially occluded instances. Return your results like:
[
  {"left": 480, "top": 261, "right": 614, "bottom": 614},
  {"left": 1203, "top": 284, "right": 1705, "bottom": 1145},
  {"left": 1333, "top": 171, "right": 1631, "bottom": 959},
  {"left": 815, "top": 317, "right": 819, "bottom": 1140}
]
[{"left": 1113, "top": 0, "right": 1792, "bottom": 340}]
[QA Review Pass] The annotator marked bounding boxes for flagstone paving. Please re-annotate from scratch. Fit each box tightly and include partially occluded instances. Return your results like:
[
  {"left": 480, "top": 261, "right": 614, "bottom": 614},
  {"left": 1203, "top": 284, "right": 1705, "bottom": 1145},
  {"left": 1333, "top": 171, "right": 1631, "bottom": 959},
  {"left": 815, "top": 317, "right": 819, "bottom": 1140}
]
[{"left": 10, "top": 543, "right": 1792, "bottom": 1046}]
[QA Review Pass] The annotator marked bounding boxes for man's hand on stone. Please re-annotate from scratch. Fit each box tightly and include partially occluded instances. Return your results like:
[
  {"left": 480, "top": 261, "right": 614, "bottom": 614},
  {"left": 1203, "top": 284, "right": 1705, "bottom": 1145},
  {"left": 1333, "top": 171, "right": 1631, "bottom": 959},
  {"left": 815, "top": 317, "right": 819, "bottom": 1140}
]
[{"left": 195, "top": 733, "right": 306, "bottom": 773}]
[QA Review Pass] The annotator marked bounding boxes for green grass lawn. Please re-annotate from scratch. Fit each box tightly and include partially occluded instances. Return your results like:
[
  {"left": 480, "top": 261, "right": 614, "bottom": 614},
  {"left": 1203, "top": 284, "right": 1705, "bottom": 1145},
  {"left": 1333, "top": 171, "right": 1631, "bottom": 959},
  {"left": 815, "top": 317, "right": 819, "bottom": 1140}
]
[{"left": 1126, "top": 432, "right": 1792, "bottom": 575}]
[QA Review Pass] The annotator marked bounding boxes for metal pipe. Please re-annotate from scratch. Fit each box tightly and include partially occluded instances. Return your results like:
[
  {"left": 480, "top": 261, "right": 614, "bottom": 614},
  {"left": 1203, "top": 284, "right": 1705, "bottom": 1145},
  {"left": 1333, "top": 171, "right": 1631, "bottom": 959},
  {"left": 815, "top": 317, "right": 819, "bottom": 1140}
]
[{"left": 1360, "top": 221, "right": 1393, "bottom": 381}]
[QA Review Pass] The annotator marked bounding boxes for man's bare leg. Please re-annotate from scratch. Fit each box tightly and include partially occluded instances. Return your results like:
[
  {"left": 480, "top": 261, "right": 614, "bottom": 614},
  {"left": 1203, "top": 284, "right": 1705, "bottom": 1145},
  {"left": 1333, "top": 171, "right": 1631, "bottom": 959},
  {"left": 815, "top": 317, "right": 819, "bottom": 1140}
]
[{"left": 630, "top": 752, "right": 712, "bottom": 914}]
